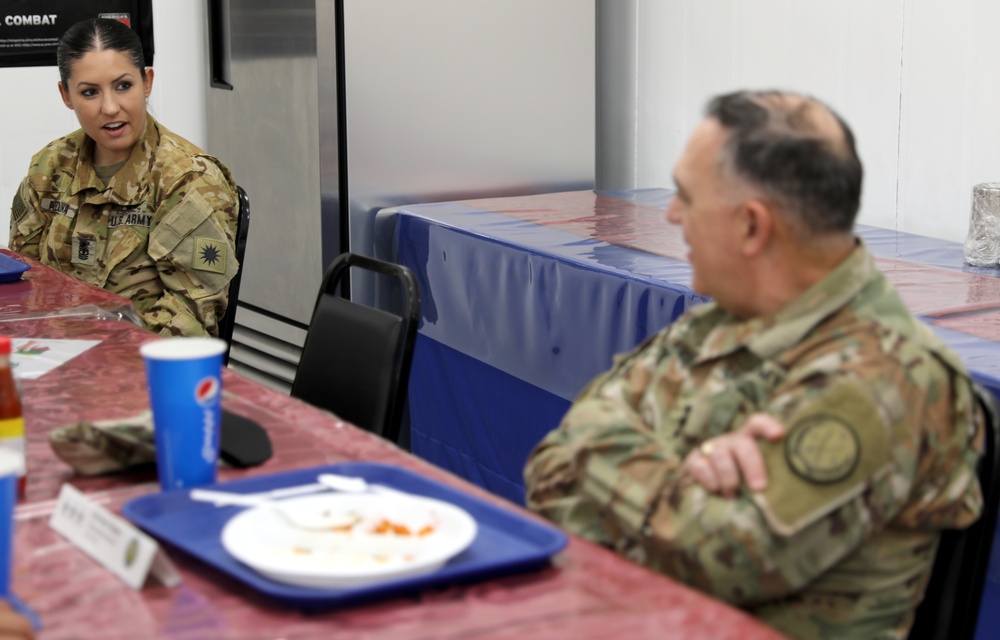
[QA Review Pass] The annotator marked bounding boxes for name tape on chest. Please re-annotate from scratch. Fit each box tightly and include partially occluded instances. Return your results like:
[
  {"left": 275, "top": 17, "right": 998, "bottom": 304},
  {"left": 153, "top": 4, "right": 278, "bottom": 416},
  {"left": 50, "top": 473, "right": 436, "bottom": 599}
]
[{"left": 40, "top": 198, "right": 77, "bottom": 217}]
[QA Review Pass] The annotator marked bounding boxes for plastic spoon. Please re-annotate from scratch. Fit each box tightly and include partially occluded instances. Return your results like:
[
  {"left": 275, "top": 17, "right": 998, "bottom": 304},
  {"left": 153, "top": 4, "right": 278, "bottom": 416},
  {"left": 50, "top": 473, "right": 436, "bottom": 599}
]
[
  {"left": 315, "top": 473, "right": 368, "bottom": 493},
  {"left": 189, "top": 489, "right": 357, "bottom": 531},
  {"left": 317, "top": 473, "right": 413, "bottom": 498}
]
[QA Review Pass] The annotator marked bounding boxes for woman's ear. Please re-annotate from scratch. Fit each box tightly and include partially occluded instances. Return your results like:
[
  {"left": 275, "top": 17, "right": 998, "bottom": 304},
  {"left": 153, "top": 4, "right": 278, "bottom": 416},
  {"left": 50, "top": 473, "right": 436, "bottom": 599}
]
[
  {"left": 143, "top": 67, "right": 155, "bottom": 99},
  {"left": 57, "top": 81, "right": 72, "bottom": 110}
]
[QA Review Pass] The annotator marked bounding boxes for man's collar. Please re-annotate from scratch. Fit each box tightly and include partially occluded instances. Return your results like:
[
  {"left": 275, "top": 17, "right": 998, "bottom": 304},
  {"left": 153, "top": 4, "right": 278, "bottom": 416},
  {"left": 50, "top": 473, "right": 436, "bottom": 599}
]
[
  {"left": 747, "top": 239, "right": 871, "bottom": 358},
  {"left": 694, "top": 240, "right": 872, "bottom": 361}
]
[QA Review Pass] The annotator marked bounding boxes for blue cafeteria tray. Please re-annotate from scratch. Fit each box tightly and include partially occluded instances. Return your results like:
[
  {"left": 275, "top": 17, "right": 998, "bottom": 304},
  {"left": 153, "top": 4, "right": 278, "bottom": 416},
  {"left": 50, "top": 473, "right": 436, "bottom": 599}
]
[
  {"left": 121, "top": 461, "right": 568, "bottom": 610},
  {"left": 0, "top": 255, "right": 29, "bottom": 283}
]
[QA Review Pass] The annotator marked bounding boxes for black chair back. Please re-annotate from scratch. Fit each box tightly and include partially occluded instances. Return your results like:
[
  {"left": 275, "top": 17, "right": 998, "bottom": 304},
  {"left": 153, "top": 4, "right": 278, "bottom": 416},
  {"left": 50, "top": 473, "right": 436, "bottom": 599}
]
[
  {"left": 219, "top": 185, "right": 250, "bottom": 364},
  {"left": 290, "top": 252, "right": 420, "bottom": 443},
  {"left": 909, "top": 383, "right": 1000, "bottom": 640}
]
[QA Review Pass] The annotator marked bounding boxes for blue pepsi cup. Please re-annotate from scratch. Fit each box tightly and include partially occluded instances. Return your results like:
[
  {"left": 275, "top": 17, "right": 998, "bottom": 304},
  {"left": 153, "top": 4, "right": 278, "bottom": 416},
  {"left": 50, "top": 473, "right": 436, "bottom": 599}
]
[
  {"left": 0, "top": 449, "right": 22, "bottom": 598},
  {"left": 140, "top": 338, "right": 226, "bottom": 491}
]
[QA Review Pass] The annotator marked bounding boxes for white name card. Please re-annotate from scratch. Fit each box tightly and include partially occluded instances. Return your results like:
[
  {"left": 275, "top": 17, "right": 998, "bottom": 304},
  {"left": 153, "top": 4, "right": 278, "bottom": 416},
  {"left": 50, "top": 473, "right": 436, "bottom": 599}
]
[{"left": 49, "top": 484, "right": 181, "bottom": 590}]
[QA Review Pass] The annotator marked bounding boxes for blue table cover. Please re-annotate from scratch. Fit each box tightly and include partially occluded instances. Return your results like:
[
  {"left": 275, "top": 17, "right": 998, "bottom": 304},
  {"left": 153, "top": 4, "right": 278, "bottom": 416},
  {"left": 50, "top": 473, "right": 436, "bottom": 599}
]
[{"left": 390, "top": 188, "right": 1000, "bottom": 640}]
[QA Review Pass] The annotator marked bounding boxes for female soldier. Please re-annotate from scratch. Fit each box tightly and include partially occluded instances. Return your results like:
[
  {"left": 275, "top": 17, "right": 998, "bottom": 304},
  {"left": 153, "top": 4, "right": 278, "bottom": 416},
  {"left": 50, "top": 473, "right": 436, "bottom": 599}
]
[{"left": 9, "top": 18, "right": 239, "bottom": 338}]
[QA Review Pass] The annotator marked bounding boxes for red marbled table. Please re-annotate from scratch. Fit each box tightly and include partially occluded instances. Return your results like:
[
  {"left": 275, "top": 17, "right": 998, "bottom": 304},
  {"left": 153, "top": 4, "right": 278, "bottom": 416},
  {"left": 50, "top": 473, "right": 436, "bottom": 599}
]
[{"left": 3, "top": 251, "right": 785, "bottom": 640}]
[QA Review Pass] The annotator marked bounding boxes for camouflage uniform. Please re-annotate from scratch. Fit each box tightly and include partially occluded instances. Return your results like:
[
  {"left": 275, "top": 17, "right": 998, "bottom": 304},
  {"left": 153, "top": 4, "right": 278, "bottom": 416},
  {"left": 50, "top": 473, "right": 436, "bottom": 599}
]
[
  {"left": 49, "top": 411, "right": 156, "bottom": 476},
  {"left": 9, "top": 116, "right": 239, "bottom": 337},
  {"left": 524, "top": 243, "right": 984, "bottom": 640}
]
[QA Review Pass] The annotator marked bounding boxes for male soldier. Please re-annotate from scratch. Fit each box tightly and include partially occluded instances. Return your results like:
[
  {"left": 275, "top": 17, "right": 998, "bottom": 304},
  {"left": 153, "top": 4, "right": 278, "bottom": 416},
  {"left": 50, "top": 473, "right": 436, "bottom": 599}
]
[{"left": 524, "top": 90, "right": 984, "bottom": 639}]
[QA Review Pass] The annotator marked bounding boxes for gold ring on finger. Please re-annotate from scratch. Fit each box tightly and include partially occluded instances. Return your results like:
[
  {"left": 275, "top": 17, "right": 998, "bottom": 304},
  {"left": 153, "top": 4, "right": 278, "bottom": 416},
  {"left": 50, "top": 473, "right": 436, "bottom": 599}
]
[{"left": 700, "top": 441, "right": 715, "bottom": 456}]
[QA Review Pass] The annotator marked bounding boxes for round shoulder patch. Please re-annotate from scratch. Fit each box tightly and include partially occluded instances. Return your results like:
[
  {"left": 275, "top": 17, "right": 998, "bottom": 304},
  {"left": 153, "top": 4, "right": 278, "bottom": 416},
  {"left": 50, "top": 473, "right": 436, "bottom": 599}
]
[{"left": 784, "top": 414, "right": 860, "bottom": 484}]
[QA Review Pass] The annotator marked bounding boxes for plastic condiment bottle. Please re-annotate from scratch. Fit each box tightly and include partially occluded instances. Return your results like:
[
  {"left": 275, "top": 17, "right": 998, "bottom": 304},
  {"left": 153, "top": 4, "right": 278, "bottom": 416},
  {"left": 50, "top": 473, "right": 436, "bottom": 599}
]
[{"left": 0, "top": 337, "right": 25, "bottom": 499}]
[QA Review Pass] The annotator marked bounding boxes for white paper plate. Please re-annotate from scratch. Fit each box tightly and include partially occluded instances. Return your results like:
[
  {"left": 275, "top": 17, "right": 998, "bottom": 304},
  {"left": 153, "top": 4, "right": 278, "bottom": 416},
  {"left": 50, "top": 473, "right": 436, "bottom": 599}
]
[{"left": 220, "top": 492, "right": 478, "bottom": 588}]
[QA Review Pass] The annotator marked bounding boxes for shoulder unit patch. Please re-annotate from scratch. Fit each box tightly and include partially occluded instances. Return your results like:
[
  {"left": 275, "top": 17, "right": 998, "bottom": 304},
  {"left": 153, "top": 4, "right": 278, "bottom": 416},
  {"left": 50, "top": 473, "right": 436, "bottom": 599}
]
[
  {"left": 785, "top": 414, "right": 860, "bottom": 483},
  {"left": 192, "top": 236, "right": 227, "bottom": 274}
]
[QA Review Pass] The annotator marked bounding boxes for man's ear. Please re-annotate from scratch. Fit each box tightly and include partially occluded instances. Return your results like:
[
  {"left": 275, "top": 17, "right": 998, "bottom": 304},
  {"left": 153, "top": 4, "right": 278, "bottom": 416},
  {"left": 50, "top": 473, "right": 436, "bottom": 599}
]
[{"left": 740, "top": 199, "right": 773, "bottom": 257}]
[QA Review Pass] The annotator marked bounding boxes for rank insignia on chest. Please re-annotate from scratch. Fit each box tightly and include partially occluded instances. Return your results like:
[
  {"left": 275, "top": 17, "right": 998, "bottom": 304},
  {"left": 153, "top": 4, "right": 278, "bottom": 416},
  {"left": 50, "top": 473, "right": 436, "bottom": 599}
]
[
  {"left": 72, "top": 236, "right": 97, "bottom": 267},
  {"left": 193, "top": 237, "right": 227, "bottom": 274}
]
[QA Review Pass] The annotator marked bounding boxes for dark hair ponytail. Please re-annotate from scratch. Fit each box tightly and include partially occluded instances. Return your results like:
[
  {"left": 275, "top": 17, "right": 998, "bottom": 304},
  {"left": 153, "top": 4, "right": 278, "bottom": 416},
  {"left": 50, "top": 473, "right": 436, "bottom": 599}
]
[{"left": 57, "top": 18, "right": 146, "bottom": 88}]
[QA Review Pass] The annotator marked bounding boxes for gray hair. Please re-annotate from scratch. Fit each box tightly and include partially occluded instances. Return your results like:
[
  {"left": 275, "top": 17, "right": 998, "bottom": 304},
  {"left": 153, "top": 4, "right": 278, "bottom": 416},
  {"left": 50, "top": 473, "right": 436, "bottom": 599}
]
[{"left": 706, "top": 90, "right": 863, "bottom": 235}]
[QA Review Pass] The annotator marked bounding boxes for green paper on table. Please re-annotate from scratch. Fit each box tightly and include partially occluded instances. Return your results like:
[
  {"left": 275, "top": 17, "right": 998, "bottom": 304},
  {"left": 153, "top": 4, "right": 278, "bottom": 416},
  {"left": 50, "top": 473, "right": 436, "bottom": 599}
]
[{"left": 49, "top": 410, "right": 273, "bottom": 476}]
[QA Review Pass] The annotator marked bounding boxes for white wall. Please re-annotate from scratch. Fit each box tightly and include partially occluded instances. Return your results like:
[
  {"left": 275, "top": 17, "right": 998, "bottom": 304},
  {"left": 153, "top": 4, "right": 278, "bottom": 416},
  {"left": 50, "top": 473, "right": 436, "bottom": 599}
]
[
  {"left": 0, "top": 0, "right": 207, "bottom": 247},
  {"left": 624, "top": 0, "right": 1000, "bottom": 243},
  {"left": 2, "top": 2, "right": 997, "bottom": 246}
]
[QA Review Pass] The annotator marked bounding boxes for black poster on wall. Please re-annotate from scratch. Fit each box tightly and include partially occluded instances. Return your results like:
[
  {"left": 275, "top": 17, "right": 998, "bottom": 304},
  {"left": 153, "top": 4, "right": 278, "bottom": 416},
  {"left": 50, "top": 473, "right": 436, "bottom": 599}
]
[{"left": 0, "top": 0, "right": 153, "bottom": 68}]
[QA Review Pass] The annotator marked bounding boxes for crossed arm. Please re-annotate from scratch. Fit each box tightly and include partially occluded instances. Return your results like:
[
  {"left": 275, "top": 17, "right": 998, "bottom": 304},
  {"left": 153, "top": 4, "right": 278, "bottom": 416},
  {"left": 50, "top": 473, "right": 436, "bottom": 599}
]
[{"left": 681, "top": 413, "right": 786, "bottom": 497}]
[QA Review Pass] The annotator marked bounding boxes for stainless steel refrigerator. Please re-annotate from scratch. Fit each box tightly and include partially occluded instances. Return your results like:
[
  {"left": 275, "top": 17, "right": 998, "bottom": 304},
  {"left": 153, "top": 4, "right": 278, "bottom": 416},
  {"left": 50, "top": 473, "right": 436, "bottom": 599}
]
[{"left": 206, "top": 0, "right": 595, "bottom": 391}]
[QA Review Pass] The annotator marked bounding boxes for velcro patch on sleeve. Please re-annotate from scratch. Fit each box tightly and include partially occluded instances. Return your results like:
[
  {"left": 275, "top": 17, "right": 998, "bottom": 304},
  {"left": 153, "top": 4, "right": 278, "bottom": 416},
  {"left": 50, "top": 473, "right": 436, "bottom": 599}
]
[
  {"left": 147, "top": 190, "right": 212, "bottom": 259},
  {"left": 751, "top": 378, "right": 893, "bottom": 536},
  {"left": 11, "top": 191, "right": 28, "bottom": 223}
]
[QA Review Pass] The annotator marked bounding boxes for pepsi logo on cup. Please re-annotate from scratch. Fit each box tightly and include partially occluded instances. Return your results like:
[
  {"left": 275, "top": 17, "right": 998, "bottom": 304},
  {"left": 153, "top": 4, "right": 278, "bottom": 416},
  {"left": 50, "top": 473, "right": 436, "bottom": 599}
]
[
  {"left": 195, "top": 376, "right": 221, "bottom": 464},
  {"left": 195, "top": 377, "right": 220, "bottom": 406}
]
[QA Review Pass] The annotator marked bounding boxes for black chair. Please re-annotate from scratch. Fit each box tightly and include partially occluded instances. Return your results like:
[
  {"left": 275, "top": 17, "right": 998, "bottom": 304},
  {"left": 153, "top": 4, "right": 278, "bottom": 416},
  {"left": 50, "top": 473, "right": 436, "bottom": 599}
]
[
  {"left": 290, "top": 252, "right": 420, "bottom": 444},
  {"left": 219, "top": 185, "right": 250, "bottom": 364},
  {"left": 909, "top": 383, "right": 1000, "bottom": 640}
]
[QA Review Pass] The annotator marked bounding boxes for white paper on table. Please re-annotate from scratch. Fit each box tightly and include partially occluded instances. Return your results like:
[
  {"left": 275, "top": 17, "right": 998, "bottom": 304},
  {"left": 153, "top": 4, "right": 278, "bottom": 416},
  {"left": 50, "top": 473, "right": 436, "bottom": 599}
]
[
  {"left": 50, "top": 484, "right": 181, "bottom": 590},
  {"left": 10, "top": 338, "right": 101, "bottom": 379}
]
